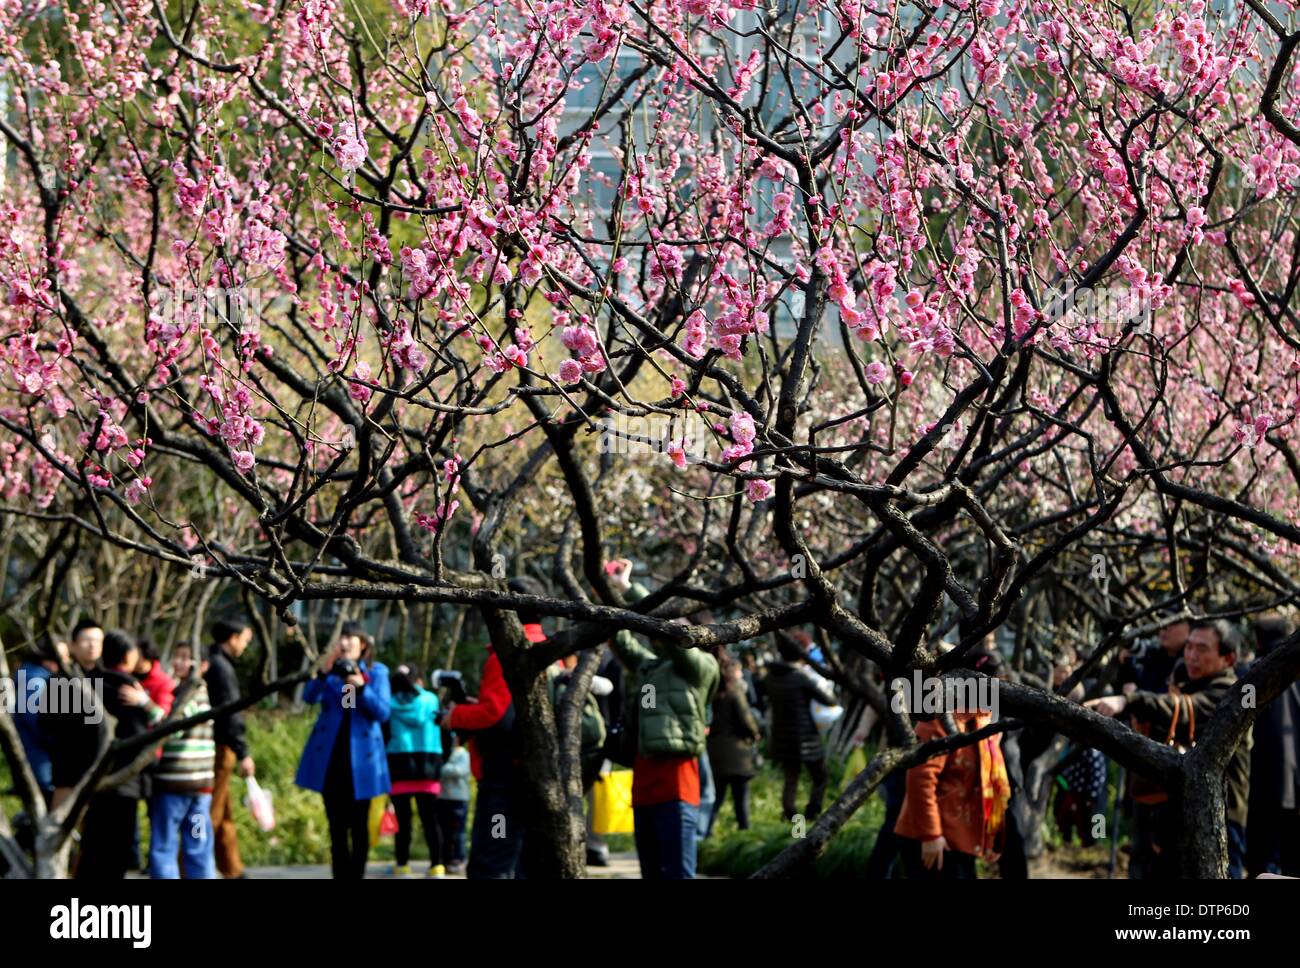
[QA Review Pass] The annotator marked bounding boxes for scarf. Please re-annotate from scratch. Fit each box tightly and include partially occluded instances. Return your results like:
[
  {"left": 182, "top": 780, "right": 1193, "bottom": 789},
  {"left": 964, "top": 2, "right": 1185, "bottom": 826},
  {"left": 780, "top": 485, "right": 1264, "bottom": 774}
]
[{"left": 979, "top": 733, "right": 1012, "bottom": 853}]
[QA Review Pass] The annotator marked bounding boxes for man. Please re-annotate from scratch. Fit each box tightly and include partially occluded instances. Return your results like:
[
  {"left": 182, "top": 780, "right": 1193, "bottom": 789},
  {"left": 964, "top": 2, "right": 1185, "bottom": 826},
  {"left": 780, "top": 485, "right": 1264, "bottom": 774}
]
[
  {"left": 1246, "top": 614, "right": 1300, "bottom": 877},
  {"left": 1114, "top": 617, "right": 1189, "bottom": 877},
  {"left": 1089, "top": 619, "right": 1251, "bottom": 878},
  {"left": 76, "top": 631, "right": 167, "bottom": 879},
  {"left": 446, "top": 578, "right": 533, "bottom": 879},
  {"left": 204, "top": 618, "right": 255, "bottom": 879},
  {"left": 1118, "top": 618, "right": 1189, "bottom": 695},
  {"left": 46, "top": 618, "right": 105, "bottom": 809},
  {"left": 605, "top": 560, "right": 719, "bottom": 879},
  {"left": 68, "top": 617, "right": 104, "bottom": 674}
]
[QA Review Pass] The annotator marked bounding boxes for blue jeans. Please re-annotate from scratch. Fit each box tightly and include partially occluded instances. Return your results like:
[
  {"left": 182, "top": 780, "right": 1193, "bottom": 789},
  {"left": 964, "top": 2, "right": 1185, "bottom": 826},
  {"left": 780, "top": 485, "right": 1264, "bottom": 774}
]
[
  {"left": 633, "top": 801, "right": 699, "bottom": 879},
  {"left": 149, "top": 791, "right": 216, "bottom": 879},
  {"left": 437, "top": 799, "right": 469, "bottom": 864},
  {"left": 696, "top": 752, "right": 715, "bottom": 842}
]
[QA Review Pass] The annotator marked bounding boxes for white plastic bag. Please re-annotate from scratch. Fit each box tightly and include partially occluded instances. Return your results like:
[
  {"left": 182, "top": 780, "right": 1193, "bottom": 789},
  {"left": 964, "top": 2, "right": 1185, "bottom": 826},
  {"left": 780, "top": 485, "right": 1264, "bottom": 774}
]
[{"left": 244, "top": 775, "right": 276, "bottom": 832}]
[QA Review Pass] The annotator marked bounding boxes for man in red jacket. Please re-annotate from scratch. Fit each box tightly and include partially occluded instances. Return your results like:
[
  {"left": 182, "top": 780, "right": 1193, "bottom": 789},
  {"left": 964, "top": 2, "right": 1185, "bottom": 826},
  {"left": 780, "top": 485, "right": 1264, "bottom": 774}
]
[{"left": 446, "top": 576, "right": 544, "bottom": 878}]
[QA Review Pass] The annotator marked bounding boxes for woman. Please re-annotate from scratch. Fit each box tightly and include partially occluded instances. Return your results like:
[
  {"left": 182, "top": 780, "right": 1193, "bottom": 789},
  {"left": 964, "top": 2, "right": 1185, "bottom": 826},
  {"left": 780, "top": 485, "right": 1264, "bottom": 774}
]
[
  {"left": 765, "top": 634, "right": 837, "bottom": 821},
  {"left": 706, "top": 655, "right": 761, "bottom": 834},
  {"left": 295, "top": 622, "right": 391, "bottom": 879},
  {"left": 893, "top": 647, "right": 1010, "bottom": 880},
  {"left": 386, "top": 664, "right": 445, "bottom": 877}
]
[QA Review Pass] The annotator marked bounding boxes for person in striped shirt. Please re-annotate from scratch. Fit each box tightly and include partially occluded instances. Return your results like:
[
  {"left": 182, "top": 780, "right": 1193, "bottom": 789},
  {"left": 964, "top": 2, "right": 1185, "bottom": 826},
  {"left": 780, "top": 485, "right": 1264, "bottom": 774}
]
[{"left": 148, "top": 644, "right": 218, "bottom": 879}]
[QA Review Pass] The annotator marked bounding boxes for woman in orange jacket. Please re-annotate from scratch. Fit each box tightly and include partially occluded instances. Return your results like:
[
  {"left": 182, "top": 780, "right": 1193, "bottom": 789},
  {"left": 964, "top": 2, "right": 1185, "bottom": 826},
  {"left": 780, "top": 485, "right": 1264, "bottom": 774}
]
[{"left": 893, "top": 648, "right": 1010, "bottom": 879}]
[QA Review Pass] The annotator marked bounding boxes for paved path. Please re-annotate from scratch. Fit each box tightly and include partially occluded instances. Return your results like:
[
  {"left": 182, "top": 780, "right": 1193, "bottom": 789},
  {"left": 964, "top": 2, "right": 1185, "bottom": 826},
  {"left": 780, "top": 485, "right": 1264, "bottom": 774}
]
[{"left": 244, "top": 851, "right": 644, "bottom": 879}]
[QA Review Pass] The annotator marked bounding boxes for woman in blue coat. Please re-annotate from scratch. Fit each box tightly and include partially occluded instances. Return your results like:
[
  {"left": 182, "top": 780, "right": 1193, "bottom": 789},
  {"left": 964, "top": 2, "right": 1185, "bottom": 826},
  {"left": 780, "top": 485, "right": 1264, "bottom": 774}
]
[{"left": 296, "top": 622, "right": 391, "bottom": 879}]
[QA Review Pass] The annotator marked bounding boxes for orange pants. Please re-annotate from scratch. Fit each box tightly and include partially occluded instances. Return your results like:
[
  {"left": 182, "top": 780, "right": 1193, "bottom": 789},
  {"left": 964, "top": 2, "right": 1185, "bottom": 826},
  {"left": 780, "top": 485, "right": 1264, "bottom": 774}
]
[{"left": 210, "top": 745, "right": 244, "bottom": 878}]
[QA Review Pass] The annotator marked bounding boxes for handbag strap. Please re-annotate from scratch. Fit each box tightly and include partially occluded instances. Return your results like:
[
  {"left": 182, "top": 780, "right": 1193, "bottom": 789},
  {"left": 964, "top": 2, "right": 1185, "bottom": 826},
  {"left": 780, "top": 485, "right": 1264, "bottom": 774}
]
[
  {"left": 1163, "top": 691, "right": 1181, "bottom": 745},
  {"left": 1185, "top": 694, "right": 1195, "bottom": 745}
]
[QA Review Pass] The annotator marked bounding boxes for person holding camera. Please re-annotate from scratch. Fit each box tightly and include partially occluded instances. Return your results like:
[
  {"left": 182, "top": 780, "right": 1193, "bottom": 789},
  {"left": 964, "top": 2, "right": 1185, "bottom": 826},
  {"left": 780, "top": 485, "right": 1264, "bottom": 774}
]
[{"left": 295, "top": 621, "right": 391, "bottom": 879}]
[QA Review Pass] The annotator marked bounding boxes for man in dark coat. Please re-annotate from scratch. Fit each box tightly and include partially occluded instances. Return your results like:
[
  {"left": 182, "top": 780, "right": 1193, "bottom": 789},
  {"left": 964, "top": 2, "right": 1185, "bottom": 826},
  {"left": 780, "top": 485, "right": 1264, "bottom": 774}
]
[
  {"left": 1089, "top": 619, "right": 1251, "bottom": 878},
  {"left": 203, "top": 618, "right": 255, "bottom": 878},
  {"left": 764, "top": 633, "right": 836, "bottom": 821},
  {"left": 75, "top": 631, "right": 167, "bottom": 879},
  {"left": 1247, "top": 614, "right": 1300, "bottom": 877}
]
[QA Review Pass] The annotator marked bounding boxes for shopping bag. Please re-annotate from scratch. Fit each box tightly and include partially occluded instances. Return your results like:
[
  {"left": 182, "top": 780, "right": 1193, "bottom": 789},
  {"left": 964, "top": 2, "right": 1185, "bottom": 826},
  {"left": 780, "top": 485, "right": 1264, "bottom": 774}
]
[
  {"left": 368, "top": 796, "right": 386, "bottom": 848},
  {"left": 379, "top": 801, "right": 400, "bottom": 837},
  {"left": 591, "top": 769, "right": 635, "bottom": 835},
  {"left": 244, "top": 775, "right": 276, "bottom": 832}
]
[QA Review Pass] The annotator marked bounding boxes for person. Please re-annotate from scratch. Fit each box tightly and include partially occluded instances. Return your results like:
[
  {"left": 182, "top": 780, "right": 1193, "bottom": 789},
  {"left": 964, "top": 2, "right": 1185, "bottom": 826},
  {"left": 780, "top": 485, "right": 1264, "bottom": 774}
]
[
  {"left": 1089, "top": 618, "right": 1252, "bottom": 878},
  {"left": 76, "top": 631, "right": 167, "bottom": 879},
  {"left": 741, "top": 650, "right": 766, "bottom": 719},
  {"left": 67, "top": 617, "right": 104, "bottom": 674},
  {"left": 765, "top": 632, "right": 836, "bottom": 821},
  {"left": 204, "top": 618, "right": 255, "bottom": 879},
  {"left": 44, "top": 619, "right": 104, "bottom": 810},
  {"left": 894, "top": 646, "right": 1011, "bottom": 880},
  {"left": 446, "top": 577, "right": 533, "bottom": 879},
  {"left": 296, "top": 622, "right": 391, "bottom": 879},
  {"left": 706, "top": 653, "right": 761, "bottom": 834},
  {"left": 14, "top": 637, "right": 62, "bottom": 805},
  {"left": 148, "top": 644, "right": 217, "bottom": 879},
  {"left": 1246, "top": 614, "right": 1300, "bottom": 877},
  {"left": 171, "top": 640, "right": 206, "bottom": 682},
  {"left": 385, "top": 663, "right": 444, "bottom": 877},
  {"left": 438, "top": 731, "right": 471, "bottom": 876},
  {"left": 1053, "top": 746, "right": 1109, "bottom": 847},
  {"left": 1118, "top": 619, "right": 1188, "bottom": 695},
  {"left": 547, "top": 651, "right": 612, "bottom": 791},
  {"left": 605, "top": 559, "right": 719, "bottom": 879},
  {"left": 134, "top": 637, "right": 176, "bottom": 716},
  {"left": 1049, "top": 651, "right": 1108, "bottom": 849}
]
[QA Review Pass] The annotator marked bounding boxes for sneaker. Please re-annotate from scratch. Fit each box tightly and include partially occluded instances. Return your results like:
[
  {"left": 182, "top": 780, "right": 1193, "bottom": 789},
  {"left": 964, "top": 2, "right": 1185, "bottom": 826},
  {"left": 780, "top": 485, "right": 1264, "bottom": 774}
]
[
  {"left": 586, "top": 847, "right": 610, "bottom": 868},
  {"left": 390, "top": 864, "right": 412, "bottom": 878},
  {"left": 427, "top": 864, "right": 446, "bottom": 878},
  {"left": 446, "top": 861, "right": 466, "bottom": 875}
]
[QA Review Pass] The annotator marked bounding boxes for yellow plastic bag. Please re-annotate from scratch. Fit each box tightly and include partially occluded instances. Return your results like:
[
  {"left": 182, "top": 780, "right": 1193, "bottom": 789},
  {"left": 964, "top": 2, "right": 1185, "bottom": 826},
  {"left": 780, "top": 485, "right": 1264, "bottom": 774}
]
[
  {"left": 369, "top": 795, "right": 387, "bottom": 848},
  {"left": 591, "top": 770, "right": 635, "bottom": 835}
]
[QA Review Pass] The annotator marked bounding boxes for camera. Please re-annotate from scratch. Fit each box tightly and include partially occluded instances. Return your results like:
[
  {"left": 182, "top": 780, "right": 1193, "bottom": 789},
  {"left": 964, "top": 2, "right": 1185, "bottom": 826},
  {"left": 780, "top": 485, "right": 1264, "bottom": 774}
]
[
  {"left": 432, "top": 669, "right": 468, "bottom": 703},
  {"left": 331, "top": 657, "right": 360, "bottom": 679}
]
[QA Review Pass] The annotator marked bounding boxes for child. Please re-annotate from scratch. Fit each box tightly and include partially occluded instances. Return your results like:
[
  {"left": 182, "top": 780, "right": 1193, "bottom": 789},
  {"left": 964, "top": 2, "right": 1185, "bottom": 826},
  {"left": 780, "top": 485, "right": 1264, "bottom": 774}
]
[
  {"left": 386, "top": 664, "right": 445, "bottom": 877},
  {"left": 437, "top": 731, "right": 471, "bottom": 875}
]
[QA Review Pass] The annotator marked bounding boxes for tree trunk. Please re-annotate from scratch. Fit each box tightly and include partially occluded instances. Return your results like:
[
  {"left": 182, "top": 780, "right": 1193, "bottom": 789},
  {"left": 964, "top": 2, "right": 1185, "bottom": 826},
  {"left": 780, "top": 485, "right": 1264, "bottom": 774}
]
[
  {"left": 486, "top": 613, "right": 585, "bottom": 878},
  {"left": 1179, "top": 751, "right": 1228, "bottom": 878}
]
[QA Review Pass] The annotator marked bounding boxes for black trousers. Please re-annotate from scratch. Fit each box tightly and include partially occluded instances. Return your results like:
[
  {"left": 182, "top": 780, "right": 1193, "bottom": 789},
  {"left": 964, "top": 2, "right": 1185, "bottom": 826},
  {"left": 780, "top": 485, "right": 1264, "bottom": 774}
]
[
  {"left": 1246, "top": 802, "right": 1300, "bottom": 877},
  {"left": 392, "top": 793, "right": 443, "bottom": 867},
  {"left": 467, "top": 778, "right": 525, "bottom": 879},
  {"left": 865, "top": 768, "right": 907, "bottom": 879},
  {"left": 781, "top": 758, "right": 829, "bottom": 821},
  {"left": 76, "top": 794, "right": 139, "bottom": 880},
  {"left": 322, "top": 726, "right": 370, "bottom": 879},
  {"left": 900, "top": 838, "right": 978, "bottom": 880},
  {"left": 322, "top": 789, "right": 371, "bottom": 879},
  {"left": 709, "top": 775, "right": 752, "bottom": 832}
]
